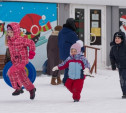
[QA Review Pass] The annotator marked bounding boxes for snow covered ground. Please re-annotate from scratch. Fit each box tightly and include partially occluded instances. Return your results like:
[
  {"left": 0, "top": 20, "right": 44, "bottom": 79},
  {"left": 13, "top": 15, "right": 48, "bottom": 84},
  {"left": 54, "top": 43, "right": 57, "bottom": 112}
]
[{"left": 0, "top": 68, "right": 126, "bottom": 113}]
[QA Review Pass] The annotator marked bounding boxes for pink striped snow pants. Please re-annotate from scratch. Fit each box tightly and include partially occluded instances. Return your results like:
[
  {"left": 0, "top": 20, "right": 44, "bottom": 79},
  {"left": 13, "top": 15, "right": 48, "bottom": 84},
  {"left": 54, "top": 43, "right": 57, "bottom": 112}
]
[{"left": 8, "top": 63, "right": 35, "bottom": 91}]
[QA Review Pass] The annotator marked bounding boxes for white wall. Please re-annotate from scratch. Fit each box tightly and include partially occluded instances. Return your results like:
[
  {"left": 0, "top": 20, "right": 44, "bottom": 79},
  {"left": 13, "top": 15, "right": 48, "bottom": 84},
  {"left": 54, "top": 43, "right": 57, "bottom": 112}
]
[{"left": 5, "top": 0, "right": 126, "bottom": 6}]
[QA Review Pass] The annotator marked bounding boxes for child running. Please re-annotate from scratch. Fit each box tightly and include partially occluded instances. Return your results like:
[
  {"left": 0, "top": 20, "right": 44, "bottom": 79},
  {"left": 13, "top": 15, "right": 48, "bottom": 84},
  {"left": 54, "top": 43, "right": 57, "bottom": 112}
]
[
  {"left": 6, "top": 22, "right": 36, "bottom": 100},
  {"left": 52, "top": 41, "right": 90, "bottom": 102}
]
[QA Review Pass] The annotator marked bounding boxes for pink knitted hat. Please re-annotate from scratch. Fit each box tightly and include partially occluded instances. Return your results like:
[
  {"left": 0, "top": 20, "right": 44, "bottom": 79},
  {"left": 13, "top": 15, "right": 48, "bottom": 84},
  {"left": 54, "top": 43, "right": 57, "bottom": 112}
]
[
  {"left": 76, "top": 40, "right": 83, "bottom": 47},
  {"left": 70, "top": 43, "right": 81, "bottom": 54}
]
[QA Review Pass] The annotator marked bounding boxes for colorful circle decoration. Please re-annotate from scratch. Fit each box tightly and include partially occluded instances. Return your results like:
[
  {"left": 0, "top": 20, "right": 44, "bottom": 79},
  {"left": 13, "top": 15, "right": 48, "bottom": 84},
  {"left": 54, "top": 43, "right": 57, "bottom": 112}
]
[{"left": 3, "top": 61, "right": 36, "bottom": 88}]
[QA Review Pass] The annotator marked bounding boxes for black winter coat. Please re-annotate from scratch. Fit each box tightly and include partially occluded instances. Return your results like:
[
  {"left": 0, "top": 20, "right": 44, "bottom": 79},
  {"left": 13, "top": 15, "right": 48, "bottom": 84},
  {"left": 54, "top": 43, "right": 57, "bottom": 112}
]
[{"left": 110, "top": 32, "right": 126, "bottom": 69}]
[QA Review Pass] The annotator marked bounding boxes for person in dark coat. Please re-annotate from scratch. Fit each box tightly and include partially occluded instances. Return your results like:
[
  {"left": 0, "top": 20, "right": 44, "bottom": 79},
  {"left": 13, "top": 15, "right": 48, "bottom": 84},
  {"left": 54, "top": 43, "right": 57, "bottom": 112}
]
[
  {"left": 110, "top": 31, "right": 126, "bottom": 98},
  {"left": 58, "top": 18, "right": 84, "bottom": 84},
  {"left": 47, "top": 25, "right": 62, "bottom": 85}
]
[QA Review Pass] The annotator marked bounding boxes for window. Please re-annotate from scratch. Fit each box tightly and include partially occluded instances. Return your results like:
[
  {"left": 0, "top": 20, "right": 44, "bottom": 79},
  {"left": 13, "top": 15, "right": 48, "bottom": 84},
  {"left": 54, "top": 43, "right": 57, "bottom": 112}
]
[
  {"left": 75, "top": 8, "right": 84, "bottom": 42},
  {"left": 119, "top": 8, "right": 126, "bottom": 36},
  {"left": 90, "top": 10, "right": 101, "bottom": 45}
]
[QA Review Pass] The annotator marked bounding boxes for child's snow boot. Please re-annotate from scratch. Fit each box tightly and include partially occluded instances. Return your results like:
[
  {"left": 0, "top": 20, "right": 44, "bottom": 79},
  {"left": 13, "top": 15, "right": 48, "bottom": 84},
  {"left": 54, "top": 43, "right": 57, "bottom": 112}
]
[
  {"left": 51, "top": 77, "right": 57, "bottom": 85},
  {"left": 122, "top": 93, "right": 126, "bottom": 99},
  {"left": 12, "top": 88, "right": 24, "bottom": 96},
  {"left": 122, "top": 95, "right": 126, "bottom": 99},
  {"left": 57, "top": 76, "right": 62, "bottom": 85},
  {"left": 29, "top": 88, "right": 36, "bottom": 100},
  {"left": 74, "top": 100, "right": 79, "bottom": 102}
]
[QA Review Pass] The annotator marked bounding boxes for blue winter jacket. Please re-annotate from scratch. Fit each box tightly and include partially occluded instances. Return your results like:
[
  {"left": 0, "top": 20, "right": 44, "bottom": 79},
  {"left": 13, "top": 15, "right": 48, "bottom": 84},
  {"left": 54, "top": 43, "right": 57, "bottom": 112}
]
[
  {"left": 58, "top": 54, "right": 90, "bottom": 80},
  {"left": 58, "top": 27, "right": 79, "bottom": 61}
]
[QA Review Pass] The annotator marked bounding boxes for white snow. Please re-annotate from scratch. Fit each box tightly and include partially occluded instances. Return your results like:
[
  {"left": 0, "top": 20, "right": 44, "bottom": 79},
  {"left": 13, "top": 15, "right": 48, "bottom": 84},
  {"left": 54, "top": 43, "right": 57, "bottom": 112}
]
[{"left": 0, "top": 68, "right": 126, "bottom": 113}]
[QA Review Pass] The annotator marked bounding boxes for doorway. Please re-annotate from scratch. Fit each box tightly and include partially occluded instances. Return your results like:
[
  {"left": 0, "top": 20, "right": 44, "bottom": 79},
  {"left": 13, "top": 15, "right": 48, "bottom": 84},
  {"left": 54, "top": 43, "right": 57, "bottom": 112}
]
[{"left": 70, "top": 4, "right": 106, "bottom": 68}]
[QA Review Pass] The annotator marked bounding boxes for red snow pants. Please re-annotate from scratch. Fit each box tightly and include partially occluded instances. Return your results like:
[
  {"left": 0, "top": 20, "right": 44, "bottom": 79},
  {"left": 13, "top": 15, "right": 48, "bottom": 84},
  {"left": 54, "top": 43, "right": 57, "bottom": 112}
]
[
  {"left": 65, "top": 78, "right": 84, "bottom": 101},
  {"left": 8, "top": 64, "right": 35, "bottom": 91}
]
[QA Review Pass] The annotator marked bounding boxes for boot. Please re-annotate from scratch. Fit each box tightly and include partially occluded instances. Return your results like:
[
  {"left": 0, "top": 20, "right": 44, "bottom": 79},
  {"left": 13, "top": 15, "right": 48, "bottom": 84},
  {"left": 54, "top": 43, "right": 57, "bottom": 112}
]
[
  {"left": 51, "top": 77, "right": 57, "bottom": 85},
  {"left": 29, "top": 88, "right": 36, "bottom": 100},
  {"left": 122, "top": 95, "right": 126, "bottom": 99},
  {"left": 57, "top": 76, "right": 62, "bottom": 85},
  {"left": 74, "top": 100, "right": 79, "bottom": 102},
  {"left": 12, "top": 88, "right": 24, "bottom": 96}
]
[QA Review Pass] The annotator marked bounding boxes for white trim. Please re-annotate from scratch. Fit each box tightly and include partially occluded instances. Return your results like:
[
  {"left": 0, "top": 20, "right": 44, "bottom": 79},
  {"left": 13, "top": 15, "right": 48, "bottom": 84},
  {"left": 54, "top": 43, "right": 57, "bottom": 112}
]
[
  {"left": 120, "top": 25, "right": 125, "bottom": 33},
  {"left": 90, "top": 33, "right": 96, "bottom": 43},
  {"left": 119, "top": 6, "right": 126, "bottom": 8},
  {"left": 30, "top": 25, "right": 39, "bottom": 35},
  {"left": 5, "top": 0, "right": 126, "bottom": 6},
  {"left": 120, "top": 25, "right": 126, "bottom": 36},
  {"left": 120, "top": 18, "right": 126, "bottom": 22}
]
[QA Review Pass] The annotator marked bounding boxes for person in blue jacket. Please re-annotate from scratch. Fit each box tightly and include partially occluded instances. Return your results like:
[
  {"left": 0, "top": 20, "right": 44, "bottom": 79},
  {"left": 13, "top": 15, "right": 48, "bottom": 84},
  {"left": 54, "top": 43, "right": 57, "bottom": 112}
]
[{"left": 58, "top": 18, "right": 84, "bottom": 84}]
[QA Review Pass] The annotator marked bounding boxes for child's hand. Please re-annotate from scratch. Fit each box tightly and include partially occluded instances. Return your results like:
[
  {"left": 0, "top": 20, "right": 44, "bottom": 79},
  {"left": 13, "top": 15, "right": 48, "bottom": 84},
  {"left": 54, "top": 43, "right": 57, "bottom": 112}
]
[
  {"left": 29, "top": 51, "right": 35, "bottom": 59},
  {"left": 83, "top": 68, "right": 91, "bottom": 75},
  {"left": 52, "top": 66, "right": 58, "bottom": 71}
]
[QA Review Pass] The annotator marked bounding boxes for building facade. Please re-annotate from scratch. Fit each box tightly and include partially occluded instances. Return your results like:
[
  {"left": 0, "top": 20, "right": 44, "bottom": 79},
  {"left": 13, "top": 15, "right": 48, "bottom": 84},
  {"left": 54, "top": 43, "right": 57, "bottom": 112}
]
[{"left": 0, "top": 0, "right": 126, "bottom": 70}]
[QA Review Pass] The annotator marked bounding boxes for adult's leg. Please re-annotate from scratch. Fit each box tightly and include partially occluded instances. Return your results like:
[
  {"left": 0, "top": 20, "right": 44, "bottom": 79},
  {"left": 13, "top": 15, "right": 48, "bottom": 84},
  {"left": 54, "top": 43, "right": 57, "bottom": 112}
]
[{"left": 52, "top": 70, "right": 61, "bottom": 85}]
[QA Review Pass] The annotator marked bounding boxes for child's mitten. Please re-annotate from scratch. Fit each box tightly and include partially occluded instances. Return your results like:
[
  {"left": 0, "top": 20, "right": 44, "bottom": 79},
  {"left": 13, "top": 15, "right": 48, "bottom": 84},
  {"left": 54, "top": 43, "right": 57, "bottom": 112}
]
[
  {"left": 52, "top": 66, "right": 58, "bottom": 71},
  {"left": 83, "top": 68, "right": 91, "bottom": 75},
  {"left": 29, "top": 51, "right": 35, "bottom": 59}
]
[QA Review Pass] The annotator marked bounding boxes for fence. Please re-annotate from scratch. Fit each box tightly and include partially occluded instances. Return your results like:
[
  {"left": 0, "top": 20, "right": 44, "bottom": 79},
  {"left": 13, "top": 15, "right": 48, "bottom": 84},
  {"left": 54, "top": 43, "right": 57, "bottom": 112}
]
[{"left": 84, "top": 45, "right": 100, "bottom": 74}]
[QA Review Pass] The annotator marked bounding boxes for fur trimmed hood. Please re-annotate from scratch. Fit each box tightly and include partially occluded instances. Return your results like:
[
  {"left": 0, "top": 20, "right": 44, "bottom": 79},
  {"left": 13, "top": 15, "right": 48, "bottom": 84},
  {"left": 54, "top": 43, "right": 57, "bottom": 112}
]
[{"left": 51, "top": 31, "right": 59, "bottom": 36}]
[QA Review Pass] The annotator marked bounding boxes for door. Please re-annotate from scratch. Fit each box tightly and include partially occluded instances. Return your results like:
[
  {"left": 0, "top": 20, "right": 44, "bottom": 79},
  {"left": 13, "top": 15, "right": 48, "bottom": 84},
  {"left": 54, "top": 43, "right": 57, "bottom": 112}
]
[{"left": 70, "top": 4, "right": 106, "bottom": 69}]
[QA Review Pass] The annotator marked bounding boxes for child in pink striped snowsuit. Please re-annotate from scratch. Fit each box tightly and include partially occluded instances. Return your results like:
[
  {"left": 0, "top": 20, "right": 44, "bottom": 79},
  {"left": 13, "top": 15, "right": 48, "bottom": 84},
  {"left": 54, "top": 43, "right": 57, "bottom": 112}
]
[{"left": 6, "top": 22, "right": 36, "bottom": 100}]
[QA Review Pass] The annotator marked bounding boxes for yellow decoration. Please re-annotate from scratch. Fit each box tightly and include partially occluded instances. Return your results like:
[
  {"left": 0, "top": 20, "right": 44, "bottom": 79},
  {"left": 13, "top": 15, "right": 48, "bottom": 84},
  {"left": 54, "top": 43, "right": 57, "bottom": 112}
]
[{"left": 91, "top": 28, "right": 101, "bottom": 36}]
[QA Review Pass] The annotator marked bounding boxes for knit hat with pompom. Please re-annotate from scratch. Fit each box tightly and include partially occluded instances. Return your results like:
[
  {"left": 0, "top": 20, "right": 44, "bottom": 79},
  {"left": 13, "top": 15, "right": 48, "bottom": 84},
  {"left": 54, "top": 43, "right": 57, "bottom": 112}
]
[
  {"left": 76, "top": 40, "right": 83, "bottom": 47},
  {"left": 70, "top": 43, "right": 81, "bottom": 54}
]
